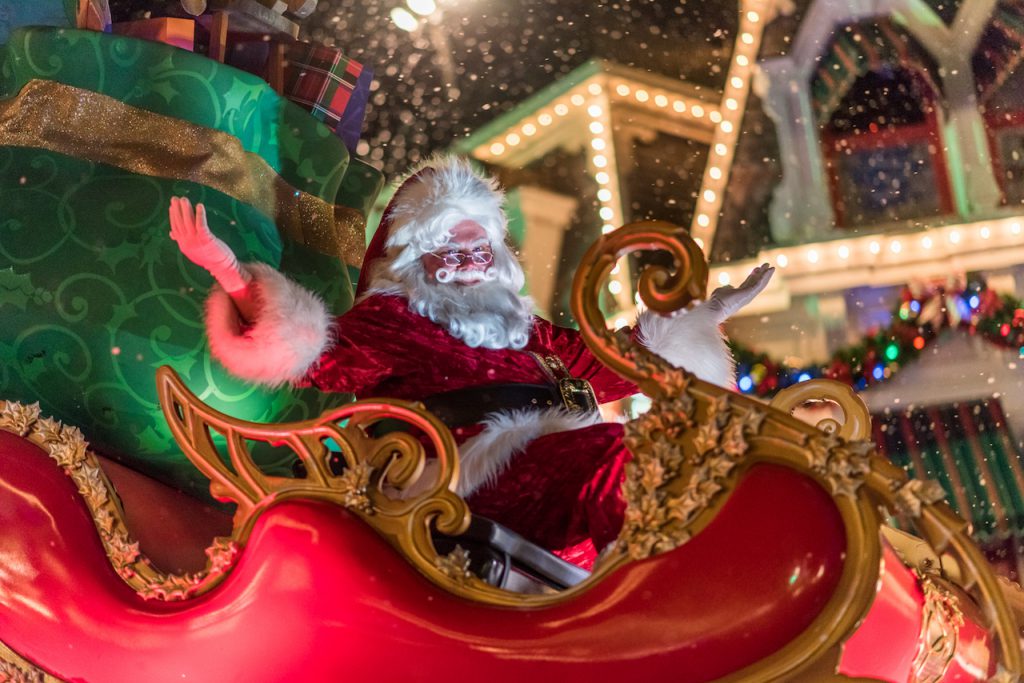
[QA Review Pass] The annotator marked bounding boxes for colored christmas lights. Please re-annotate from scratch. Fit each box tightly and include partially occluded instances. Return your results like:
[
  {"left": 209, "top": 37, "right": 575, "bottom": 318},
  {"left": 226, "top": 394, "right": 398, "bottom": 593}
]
[{"left": 732, "top": 280, "right": 1024, "bottom": 397}]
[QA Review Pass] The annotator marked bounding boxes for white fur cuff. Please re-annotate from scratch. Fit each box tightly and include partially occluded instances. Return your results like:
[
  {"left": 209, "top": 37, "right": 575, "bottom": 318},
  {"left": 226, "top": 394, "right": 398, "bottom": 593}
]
[
  {"left": 205, "top": 262, "right": 333, "bottom": 387},
  {"left": 636, "top": 305, "right": 736, "bottom": 388}
]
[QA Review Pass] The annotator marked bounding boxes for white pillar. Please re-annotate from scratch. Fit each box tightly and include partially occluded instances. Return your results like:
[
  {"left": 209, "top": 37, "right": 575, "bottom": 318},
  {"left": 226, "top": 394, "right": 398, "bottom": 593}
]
[
  {"left": 895, "top": 0, "right": 1001, "bottom": 215},
  {"left": 757, "top": 58, "right": 837, "bottom": 242},
  {"left": 508, "top": 185, "right": 579, "bottom": 317}
]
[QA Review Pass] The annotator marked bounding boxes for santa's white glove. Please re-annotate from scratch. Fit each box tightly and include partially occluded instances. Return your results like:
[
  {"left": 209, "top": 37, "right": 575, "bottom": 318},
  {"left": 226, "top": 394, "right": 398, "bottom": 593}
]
[
  {"left": 704, "top": 263, "right": 774, "bottom": 323},
  {"left": 169, "top": 196, "right": 250, "bottom": 295}
]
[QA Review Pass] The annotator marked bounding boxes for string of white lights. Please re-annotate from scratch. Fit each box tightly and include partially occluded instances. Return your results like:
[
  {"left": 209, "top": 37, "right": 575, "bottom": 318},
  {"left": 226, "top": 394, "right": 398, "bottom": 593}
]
[{"left": 690, "top": 0, "right": 772, "bottom": 255}]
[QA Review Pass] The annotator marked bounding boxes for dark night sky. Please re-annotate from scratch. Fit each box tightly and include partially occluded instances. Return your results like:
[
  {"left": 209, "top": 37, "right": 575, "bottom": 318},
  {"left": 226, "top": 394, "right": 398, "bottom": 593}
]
[{"left": 303, "top": 0, "right": 739, "bottom": 176}]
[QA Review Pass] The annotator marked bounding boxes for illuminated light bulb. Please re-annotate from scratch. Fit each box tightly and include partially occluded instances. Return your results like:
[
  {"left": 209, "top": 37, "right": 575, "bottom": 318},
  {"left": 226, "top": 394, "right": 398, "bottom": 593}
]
[
  {"left": 597, "top": 188, "right": 612, "bottom": 201},
  {"left": 718, "top": 271, "right": 731, "bottom": 286},
  {"left": 777, "top": 254, "right": 788, "bottom": 268},
  {"left": 570, "top": 93, "right": 585, "bottom": 106},
  {"left": 599, "top": 206, "right": 614, "bottom": 220},
  {"left": 555, "top": 103, "right": 569, "bottom": 116},
  {"left": 741, "top": 32, "right": 754, "bottom": 44},
  {"left": 709, "top": 110, "right": 723, "bottom": 123},
  {"left": 654, "top": 94, "right": 668, "bottom": 107},
  {"left": 614, "top": 317, "right": 628, "bottom": 328},
  {"left": 591, "top": 138, "right": 606, "bottom": 151},
  {"left": 616, "top": 84, "right": 630, "bottom": 96},
  {"left": 869, "top": 241, "right": 880, "bottom": 254},
  {"left": 406, "top": 0, "right": 436, "bottom": 15},
  {"left": 746, "top": 10, "right": 759, "bottom": 22},
  {"left": 922, "top": 236, "right": 933, "bottom": 249},
  {"left": 589, "top": 121, "right": 604, "bottom": 134},
  {"left": 694, "top": 237, "right": 706, "bottom": 250},
  {"left": 522, "top": 123, "right": 537, "bottom": 136},
  {"left": 715, "top": 143, "right": 728, "bottom": 155},
  {"left": 807, "top": 249, "right": 819, "bottom": 264},
  {"left": 731, "top": 76, "right": 743, "bottom": 88},
  {"left": 538, "top": 113, "right": 553, "bottom": 125},
  {"left": 587, "top": 104, "right": 603, "bottom": 117},
  {"left": 890, "top": 240, "right": 901, "bottom": 254},
  {"left": 608, "top": 280, "right": 623, "bottom": 295},
  {"left": 1012, "top": 222, "right": 1022, "bottom": 235},
  {"left": 949, "top": 230, "right": 961, "bottom": 244},
  {"left": 838, "top": 245, "right": 849, "bottom": 259},
  {"left": 980, "top": 225, "right": 991, "bottom": 239},
  {"left": 635, "top": 89, "right": 649, "bottom": 102},
  {"left": 725, "top": 98, "right": 738, "bottom": 110},
  {"left": 593, "top": 154, "right": 608, "bottom": 168},
  {"left": 696, "top": 213, "right": 710, "bottom": 227},
  {"left": 703, "top": 189, "right": 716, "bottom": 202},
  {"left": 390, "top": 7, "right": 418, "bottom": 31},
  {"left": 709, "top": 166, "right": 722, "bottom": 180},
  {"left": 692, "top": 105, "right": 705, "bottom": 117},
  {"left": 720, "top": 120, "right": 734, "bottom": 133},
  {"left": 588, "top": 82, "right": 603, "bottom": 95},
  {"left": 505, "top": 133, "right": 521, "bottom": 146},
  {"left": 736, "top": 54, "right": 749, "bottom": 66},
  {"left": 595, "top": 171, "right": 610, "bottom": 184},
  {"left": 489, "top": 142, "right": 505, "bottom": 155},
  {"left": 602, "top": 224, "right": 615, "bottom": 234},
  {"left": 673, "top": 100, "right": 686, "bottom": 112}
]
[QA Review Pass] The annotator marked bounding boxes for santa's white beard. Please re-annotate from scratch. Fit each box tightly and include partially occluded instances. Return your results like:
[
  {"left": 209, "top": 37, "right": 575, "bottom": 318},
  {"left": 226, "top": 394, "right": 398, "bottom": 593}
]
[
  {"left": 364, "top": 263, "right": 535, "bottom": 350},
  {"left": 409, "top": 269, "right": 534, "bottom": 349}
]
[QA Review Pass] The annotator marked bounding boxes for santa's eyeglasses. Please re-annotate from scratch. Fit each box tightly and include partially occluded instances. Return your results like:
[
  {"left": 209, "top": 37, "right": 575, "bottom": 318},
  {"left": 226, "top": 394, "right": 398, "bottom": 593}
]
[{"left": 428, "top": 248, "right": 494, "bottom": 267}]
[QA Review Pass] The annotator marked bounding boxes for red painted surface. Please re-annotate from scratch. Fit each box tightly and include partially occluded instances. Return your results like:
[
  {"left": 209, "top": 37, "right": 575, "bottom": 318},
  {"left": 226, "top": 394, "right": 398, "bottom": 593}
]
[
  {"left": 839, "top": 543, "right": 924, "bottom": 680},
  {"left": 838, "top": 530, "right": 995, "bottom": 681},
  {"left": 0, "top": 429, "right": 992, "bottom": 681},
  {"left": 98, "top": 455, "right": 232, "bottom": 574}
]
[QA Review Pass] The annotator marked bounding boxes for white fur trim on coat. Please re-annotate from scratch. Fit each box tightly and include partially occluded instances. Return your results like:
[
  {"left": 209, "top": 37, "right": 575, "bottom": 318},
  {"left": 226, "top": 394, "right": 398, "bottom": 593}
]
[
  {"left": 205, "top": 262, "right": 333, "bottom": 387},
  {"left": 636, "top": 304, "right": 736, "bottom": 388},
  {"left": 393, "top": 407, "right": 601, "bottom": 501},
  {"left": 455, "top": 408, "right": 602, "bottom": 497}
]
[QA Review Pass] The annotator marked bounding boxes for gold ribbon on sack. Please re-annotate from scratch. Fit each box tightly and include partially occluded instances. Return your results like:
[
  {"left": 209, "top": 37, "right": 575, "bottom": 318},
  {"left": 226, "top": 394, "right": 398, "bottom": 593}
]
[{"left": 0, "top": 79, "right": 365, "bottom": 266}]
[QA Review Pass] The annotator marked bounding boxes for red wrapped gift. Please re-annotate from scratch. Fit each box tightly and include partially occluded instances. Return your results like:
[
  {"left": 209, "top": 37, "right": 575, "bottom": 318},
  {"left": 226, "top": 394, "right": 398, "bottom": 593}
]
[
  {"left": 283, "top": 42, "right": 373, "bottom": 152},
  {"left": 76, "top": 0, "right": 112, "bottom": 32},
  {"left": 111, "top": 17, "right": 196, "bottom": 51}
]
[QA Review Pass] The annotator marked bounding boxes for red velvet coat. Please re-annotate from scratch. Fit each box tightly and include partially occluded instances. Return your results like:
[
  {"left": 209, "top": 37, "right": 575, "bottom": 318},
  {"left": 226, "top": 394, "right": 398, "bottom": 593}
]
[{"left": 298, "top": 293, "right": 638, "bottom": 567}]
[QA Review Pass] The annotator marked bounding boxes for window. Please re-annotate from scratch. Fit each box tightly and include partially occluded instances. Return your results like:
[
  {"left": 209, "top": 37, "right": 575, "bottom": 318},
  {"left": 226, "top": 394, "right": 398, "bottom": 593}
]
[
  {"left": 811, "top": 21, "right": 951, "bottom": 228},
  {"left": 822, "top": 67, "right": 951, "bottom": 226},
  {"left": 976, "top": 2, "right": 1024, "bottom": 206}
]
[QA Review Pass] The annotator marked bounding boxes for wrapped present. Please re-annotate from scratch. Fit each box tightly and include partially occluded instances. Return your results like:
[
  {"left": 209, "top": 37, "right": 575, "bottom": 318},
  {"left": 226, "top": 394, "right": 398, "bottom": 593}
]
[
  {"left": 283, "top": 42, "right": 372, "bottom": 153},
  {"left": 111, "top": 17, "right": 195, "bottom": 51},
  {"left": 76, "top": 0, "right": 111, "bottom": 31}
]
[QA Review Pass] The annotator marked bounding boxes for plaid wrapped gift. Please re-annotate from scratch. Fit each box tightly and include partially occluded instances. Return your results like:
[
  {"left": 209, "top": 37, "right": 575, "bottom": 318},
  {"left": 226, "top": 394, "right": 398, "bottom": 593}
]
[{"left": 284, "top": 42, "right": 372, "bottom": 153}]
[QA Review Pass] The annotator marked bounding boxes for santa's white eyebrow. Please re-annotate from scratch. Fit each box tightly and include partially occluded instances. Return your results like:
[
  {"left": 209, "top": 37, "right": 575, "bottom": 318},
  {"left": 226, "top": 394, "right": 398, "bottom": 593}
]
[{"left": 443, "top": 238, "right": 491, "bottom": 249}]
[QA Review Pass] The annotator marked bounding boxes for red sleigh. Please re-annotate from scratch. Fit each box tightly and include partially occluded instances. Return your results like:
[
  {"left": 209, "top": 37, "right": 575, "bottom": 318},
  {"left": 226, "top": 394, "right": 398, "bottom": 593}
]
[{"left": 0, "top": 223, "right": 1021, "bottom": 682}]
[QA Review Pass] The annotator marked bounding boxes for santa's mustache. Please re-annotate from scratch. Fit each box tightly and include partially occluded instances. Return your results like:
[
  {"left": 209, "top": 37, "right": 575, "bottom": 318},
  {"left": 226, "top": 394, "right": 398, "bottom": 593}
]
[{"left": 434, "top": 267, "right": 499, "bottom": 284}]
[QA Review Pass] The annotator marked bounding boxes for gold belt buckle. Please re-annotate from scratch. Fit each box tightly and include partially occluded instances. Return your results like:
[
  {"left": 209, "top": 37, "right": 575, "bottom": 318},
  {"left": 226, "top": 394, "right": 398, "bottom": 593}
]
[{"left": 558, "top": 377, "right": 598, "bottom": 413}]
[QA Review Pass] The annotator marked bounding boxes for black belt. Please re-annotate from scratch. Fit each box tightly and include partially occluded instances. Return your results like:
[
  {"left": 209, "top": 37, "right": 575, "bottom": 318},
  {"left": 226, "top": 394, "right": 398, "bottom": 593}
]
[{"left": 422, "top": 384, "right": 562, "bottom": 428}]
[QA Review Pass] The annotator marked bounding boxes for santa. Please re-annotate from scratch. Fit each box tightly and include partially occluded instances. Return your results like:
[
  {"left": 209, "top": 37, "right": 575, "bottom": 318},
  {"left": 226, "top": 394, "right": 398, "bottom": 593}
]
[{"left": 168, "top": 155, "right": 773, "bottom": 569}]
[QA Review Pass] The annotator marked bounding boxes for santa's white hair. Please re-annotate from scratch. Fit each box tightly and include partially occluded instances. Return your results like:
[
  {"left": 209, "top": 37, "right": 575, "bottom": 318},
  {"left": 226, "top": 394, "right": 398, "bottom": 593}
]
[{"left": 361, "top": 155, "right": 535, "bottom": 350}]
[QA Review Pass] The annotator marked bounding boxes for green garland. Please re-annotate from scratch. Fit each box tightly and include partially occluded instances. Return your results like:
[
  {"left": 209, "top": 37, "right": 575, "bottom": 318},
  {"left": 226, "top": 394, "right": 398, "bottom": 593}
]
[{"left": 731, "top": 282, "right": 1024, "bottom": 397}]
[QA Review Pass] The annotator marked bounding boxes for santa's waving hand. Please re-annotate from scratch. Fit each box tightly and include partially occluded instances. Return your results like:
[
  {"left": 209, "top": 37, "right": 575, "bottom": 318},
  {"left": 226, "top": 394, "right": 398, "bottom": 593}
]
[{"left": 168, "top": 155, "right": 773, "bottom": 570}]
